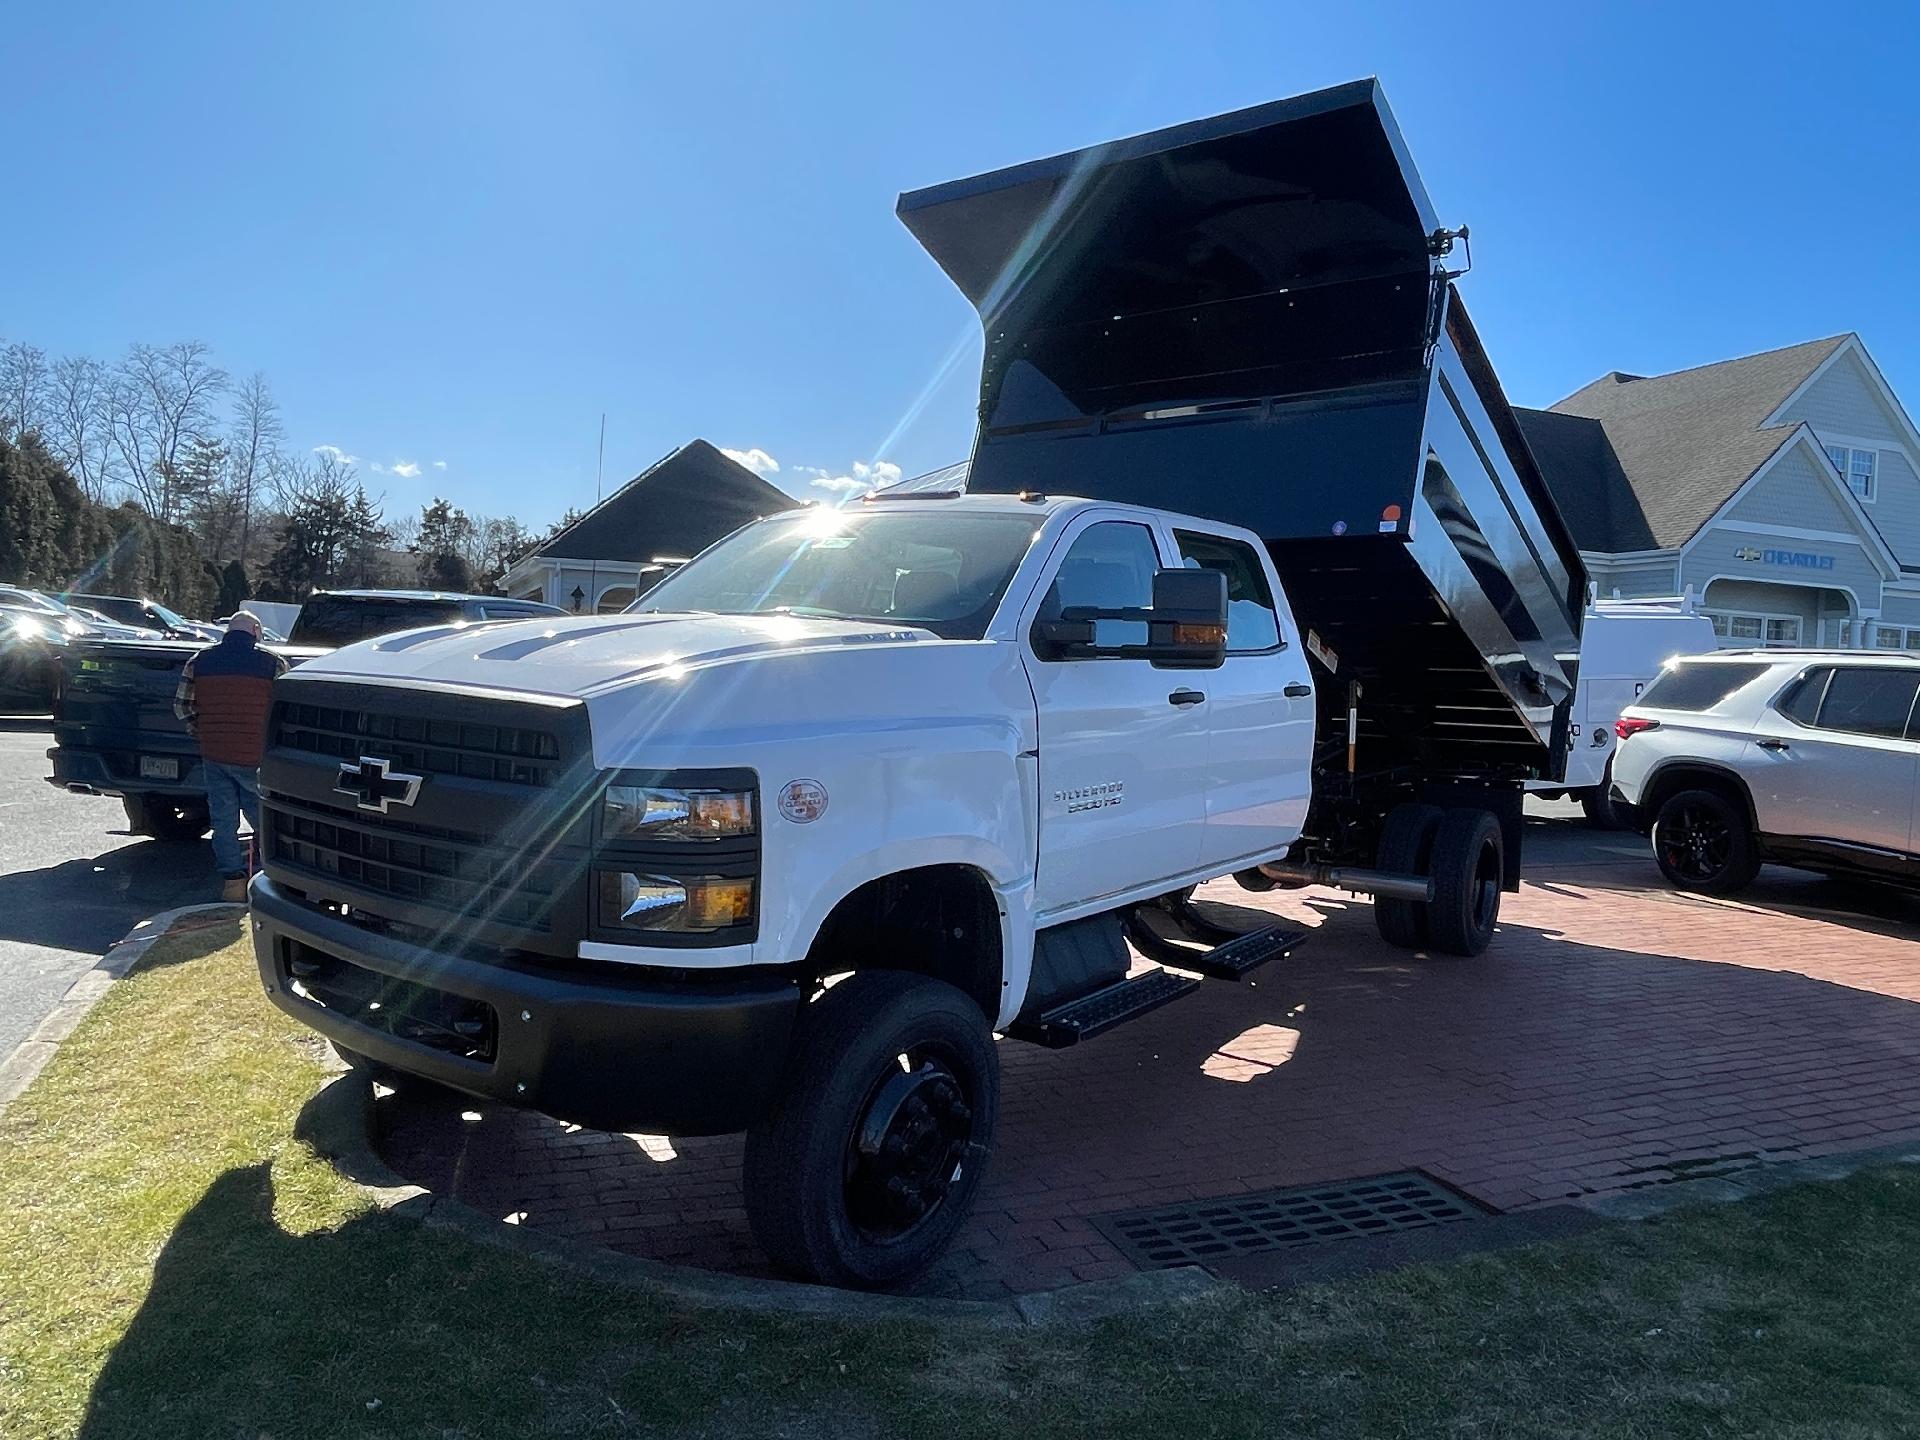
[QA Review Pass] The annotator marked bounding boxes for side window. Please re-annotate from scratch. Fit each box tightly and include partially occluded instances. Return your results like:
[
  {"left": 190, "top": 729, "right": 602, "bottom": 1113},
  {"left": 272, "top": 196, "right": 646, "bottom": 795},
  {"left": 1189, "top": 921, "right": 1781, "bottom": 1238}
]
[
  {"left": 1773, "top": 668, "right": 1829, "bottom": 727},
  {"left": 1037, "top": 522, "right": 1161, "bottom": 653},
  {"left": 1810, "top": 667, "right": 1920, "bottom": 740},
  {"left": 1173, "top": 530, "right": 1282, "bottom": 652}
]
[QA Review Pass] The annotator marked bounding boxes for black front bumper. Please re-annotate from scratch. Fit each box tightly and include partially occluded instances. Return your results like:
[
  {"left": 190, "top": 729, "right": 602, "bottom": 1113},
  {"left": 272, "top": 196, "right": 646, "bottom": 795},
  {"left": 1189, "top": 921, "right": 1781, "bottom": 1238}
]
[{"left": 251, "top": 875, "right": 803, "bottom": 1135}]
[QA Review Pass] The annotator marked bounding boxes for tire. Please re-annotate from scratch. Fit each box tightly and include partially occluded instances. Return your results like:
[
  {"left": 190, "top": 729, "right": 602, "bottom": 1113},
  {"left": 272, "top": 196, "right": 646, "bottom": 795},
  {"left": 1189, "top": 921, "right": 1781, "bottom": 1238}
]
[
  {"left": 1373, "top": 803, "right": 1441, "bottom": 948},
  {"left": 121, "top": 794, "right": 153, "bottom": 837},
  {"left": 1426, "top": 809, "right": 1505, "bottom": 956},
  {"left": 1579, "top": 761, "right": 1626, "bottom": 830},
  {"left": 1652, "top": 788, "right": 1759, "bottom": 895},
  {"left": 743, "top": 971, "right": 998, "bottom": 1290},
  {"left": 141, "top": 796, "right": 211, "bottom": 842}
]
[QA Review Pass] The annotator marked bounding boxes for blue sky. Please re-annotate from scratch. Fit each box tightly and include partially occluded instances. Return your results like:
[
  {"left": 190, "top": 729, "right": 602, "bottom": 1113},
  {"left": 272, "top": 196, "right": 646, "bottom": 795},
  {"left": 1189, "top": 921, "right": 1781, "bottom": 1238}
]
[{"left": 3, "top": 1, "right": 1917, "bottom": 528}]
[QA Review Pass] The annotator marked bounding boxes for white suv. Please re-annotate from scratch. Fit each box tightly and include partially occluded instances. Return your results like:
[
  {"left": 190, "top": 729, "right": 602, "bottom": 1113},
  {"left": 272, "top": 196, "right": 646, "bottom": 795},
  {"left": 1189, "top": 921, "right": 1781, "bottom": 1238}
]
[{"left": 1611, "top": 650, "right": 1920, "bottom": 894}]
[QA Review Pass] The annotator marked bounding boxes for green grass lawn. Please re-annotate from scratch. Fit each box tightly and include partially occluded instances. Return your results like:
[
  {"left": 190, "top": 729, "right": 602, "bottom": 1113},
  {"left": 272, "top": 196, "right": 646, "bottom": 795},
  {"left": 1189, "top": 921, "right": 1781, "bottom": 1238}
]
[{"left": 5, "top": 919, "right": 1920, "bottom": 1438}]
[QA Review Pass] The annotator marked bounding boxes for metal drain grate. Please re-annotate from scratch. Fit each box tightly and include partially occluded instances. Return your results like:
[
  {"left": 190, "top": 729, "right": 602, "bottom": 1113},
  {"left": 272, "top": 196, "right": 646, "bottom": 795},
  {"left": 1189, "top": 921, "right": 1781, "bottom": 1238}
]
[{"left": 1095, "top": 1172, "right": 1487, "bottom": 1269}]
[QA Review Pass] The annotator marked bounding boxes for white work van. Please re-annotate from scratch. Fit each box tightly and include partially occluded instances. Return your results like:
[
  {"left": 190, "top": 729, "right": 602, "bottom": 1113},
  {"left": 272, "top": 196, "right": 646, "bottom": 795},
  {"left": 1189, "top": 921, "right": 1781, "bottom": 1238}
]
[{"left": 1530, "top": 592, "right": 1718, "bottom": 825}]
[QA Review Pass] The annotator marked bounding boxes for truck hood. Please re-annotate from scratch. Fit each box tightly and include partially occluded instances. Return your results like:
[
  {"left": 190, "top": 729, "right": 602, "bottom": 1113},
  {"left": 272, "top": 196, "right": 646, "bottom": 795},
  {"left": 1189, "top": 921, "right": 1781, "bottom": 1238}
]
[{"left": 290, "top": 611, "right": 942, "bottom": 700}]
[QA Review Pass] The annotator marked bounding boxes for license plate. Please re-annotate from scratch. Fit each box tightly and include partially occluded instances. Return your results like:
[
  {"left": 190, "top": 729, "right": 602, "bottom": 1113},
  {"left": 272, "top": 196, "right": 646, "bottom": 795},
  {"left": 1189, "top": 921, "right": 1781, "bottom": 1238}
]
[{"left": 139, "top": 756, "right": 180, "bottom": 780}]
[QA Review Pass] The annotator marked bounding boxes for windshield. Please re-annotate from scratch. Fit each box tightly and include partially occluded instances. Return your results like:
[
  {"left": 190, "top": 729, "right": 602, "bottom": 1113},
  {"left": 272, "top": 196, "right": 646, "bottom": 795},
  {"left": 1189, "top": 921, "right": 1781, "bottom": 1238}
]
[
  {"left": 147, "top": 600, "right": 192, "bottom": 630},
  {"left": 290, "top": 596, "right": 466, "bottom": 647},
  {"left": 631, "top": 509, "right": 1043, "bottom": 640}
]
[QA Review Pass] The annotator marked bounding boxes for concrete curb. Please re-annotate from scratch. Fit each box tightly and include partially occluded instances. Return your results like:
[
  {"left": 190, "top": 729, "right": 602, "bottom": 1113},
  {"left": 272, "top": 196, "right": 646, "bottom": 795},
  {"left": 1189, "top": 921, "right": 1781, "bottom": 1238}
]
[
  {"left": 1574, "top": 1139, "right": 1920, "bottom": 1221},
  {"left": 0, "top": 902, "right": 244, "bottom": 1118},
  {"left": 296, "top": 1074, "right": 1223, "bottom": 1328}
]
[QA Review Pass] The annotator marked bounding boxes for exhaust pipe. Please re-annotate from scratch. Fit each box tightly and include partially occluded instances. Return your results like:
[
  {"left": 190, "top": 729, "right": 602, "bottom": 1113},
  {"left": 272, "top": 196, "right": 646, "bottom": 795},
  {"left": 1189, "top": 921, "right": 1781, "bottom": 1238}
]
[{"left": 1257, "top": 862, "right": 1433, "bottom": 903}]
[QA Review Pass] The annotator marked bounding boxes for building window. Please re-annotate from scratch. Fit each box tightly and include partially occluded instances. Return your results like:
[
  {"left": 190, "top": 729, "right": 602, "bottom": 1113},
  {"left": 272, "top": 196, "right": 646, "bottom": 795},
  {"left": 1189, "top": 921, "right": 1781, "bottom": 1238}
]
[
  {"left": 1708, "top": 610, "right": 1800, "bottom": 647},
  {"left": 1825, "top": 443, "right": 1879, "bottom": 501}
]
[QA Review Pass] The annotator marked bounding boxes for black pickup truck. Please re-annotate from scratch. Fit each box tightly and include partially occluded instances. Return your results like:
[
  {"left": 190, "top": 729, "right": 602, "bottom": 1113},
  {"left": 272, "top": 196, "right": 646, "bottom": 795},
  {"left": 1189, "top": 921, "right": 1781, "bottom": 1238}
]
[{"left": 47, "top": 589, "right": 564, "bottom": 838}]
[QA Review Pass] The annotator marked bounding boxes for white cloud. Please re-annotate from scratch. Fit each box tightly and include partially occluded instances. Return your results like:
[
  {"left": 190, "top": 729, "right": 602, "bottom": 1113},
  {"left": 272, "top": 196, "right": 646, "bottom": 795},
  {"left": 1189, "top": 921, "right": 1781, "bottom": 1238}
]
[
  {"left": 313, "top": 444, "right": 358, "bottom": 466},
  {"left": 432, "top": 459, "right": 447, "bottom": 470},
  {"left": 791, "top": 464, "right": 829, "bottom": 477},
  {"left": 809, "top": 459, "right": 902, "bottom": 499},
  {"left": 391, "top": 460, "right": 422, "bottom": 479},
  {"left": 721, "top": 446, "right": 780, "bottom": 478},
  {"left": 368, "top": 461, "right": 386, "bottom": 474}
]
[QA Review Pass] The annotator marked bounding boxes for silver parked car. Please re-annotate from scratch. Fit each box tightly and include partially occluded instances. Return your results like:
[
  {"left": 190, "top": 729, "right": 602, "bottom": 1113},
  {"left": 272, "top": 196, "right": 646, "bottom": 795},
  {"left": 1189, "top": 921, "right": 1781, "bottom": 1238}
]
[{"left": 1611, "top": 650, "right": 1920, "bottom": 894}]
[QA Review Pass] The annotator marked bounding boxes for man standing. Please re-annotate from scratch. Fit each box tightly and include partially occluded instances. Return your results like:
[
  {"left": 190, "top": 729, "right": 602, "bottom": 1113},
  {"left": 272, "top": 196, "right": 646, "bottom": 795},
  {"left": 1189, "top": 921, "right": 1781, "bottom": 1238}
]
[{"left": 174, "top": 611, "right": 286, "bottom": 902}]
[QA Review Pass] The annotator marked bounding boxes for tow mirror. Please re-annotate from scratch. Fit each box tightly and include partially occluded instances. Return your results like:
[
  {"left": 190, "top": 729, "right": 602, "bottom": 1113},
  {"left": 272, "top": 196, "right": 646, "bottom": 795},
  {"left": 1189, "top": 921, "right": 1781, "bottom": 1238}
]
[{"left": 1032, "top": 568, "right": 1227, "bottom": 669}]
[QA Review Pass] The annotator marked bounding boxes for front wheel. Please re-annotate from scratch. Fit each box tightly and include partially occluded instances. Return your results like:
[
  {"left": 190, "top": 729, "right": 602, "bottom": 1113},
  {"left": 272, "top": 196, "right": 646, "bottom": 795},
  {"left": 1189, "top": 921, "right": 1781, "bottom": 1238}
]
[
  {"left": 1652, "top": 788, "right": 1759, "bottom": 894},
  {"left": 743, "top": 971, "right": 998, "bottom": 1290}
]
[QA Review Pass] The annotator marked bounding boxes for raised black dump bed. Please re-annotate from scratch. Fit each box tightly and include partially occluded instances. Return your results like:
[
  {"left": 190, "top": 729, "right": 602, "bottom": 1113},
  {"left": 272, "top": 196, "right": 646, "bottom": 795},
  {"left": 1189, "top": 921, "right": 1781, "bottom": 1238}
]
[{"left": 897, "top": 79, "right": 1584, "bottom": 785}]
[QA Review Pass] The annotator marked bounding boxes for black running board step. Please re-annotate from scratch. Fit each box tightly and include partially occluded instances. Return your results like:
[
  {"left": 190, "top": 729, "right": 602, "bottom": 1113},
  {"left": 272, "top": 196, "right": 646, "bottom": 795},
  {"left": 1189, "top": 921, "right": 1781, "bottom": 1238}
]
[
  {"left": 1155, "top": 893, "right": 1244, "bottom": 946},
  {"left": 1124, "top": 914, "right": 1306, "bottom": 981},
  {"left": 1007, "top": 968, "right": 1199, "bottom": 1049}
]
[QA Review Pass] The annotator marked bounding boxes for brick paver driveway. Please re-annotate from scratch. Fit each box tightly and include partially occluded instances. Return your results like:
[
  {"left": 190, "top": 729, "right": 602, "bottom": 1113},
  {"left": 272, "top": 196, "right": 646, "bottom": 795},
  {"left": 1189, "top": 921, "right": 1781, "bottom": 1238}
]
[{"left": 376, "top": 811, "right": 1920, "bottom": 1299}]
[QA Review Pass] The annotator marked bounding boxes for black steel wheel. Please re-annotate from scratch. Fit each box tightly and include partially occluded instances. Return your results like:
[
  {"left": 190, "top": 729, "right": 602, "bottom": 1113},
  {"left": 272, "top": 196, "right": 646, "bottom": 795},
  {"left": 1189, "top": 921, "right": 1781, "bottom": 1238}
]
[
  {"left": 744, "top": 970, "right": 997, "bottom": 1289},
  {"left": 1653, "top": 788, "right": 1758, "bottom": 895},
  {"left": 1373, "top": 803, "right": 1442, "bottom": 948},
  {"left": 1426, "top": 808, "right": 1504, "bottom": 956}
]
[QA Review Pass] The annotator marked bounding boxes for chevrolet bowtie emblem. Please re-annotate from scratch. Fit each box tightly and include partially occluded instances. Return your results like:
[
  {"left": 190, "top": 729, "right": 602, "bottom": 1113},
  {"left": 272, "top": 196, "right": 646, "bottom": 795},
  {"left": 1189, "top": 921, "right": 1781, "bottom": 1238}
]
[{"left": 334, "top": 755, "right": 424, "bottom": 814}]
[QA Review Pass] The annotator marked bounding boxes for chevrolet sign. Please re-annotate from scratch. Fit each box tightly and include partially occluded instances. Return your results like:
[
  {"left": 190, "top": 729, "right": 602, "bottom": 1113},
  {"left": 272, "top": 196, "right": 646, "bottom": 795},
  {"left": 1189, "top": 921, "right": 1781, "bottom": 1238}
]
[{"left": 1734, "top": 545, "right": 1835, "bottom": 571}]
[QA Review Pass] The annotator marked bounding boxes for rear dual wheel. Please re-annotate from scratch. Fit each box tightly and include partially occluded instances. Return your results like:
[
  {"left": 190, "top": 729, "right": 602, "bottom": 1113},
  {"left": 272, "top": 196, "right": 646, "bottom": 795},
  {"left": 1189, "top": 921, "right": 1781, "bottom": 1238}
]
[
  {"left": 744, "top": 971, "right": 998, "bottom": 1290},
  {"left": 1373, "top": 804, "right": 1505, "bottom": 957}
]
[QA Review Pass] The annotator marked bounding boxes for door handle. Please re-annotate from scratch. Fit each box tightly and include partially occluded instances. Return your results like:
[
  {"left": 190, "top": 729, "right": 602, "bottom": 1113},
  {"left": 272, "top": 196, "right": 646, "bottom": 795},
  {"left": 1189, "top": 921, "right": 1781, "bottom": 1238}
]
[
  {"left": 1756, "top": 737, "right": 1790, "bottom": 751},
  {"left": 1283, "top": 682, "right": 1312, "bottom": 698},
  {"left": 1168, "top": 689, "right": 1207, "bottom": 707}
]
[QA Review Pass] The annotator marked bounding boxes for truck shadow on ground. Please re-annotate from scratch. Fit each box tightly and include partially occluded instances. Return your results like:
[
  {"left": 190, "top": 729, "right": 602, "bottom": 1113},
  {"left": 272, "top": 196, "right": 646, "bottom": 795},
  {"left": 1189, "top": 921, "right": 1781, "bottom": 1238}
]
[
  {"left": 368, "top": 878, "right": 1920, "bottom": 1300},
  {"left": 0, "top": 841, "right": 221, "bottom": 952}
]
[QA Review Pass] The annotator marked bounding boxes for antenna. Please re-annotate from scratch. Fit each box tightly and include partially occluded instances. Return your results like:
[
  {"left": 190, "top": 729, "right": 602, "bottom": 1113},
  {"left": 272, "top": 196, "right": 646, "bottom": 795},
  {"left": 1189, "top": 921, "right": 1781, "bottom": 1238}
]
[{"left": 584, "top": 414, "right": 607, "bottom": 613}]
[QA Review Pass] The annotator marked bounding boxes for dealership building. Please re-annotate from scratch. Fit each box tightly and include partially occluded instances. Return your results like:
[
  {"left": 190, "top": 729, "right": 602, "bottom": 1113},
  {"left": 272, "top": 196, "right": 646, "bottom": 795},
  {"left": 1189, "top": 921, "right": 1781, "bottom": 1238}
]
[
  {"left": 502, "top": 439, "right": 790, "bottom": 613},
  {"left": 1517, "top": 333, "right": 1920, "bottom": 650}
]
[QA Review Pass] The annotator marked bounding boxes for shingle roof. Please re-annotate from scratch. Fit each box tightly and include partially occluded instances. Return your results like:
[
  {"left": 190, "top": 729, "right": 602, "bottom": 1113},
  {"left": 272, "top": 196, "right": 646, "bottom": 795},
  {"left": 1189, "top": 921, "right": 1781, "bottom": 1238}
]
[
  {"left": 1520, "top": 335, "right": 1849, "bottom": 552},
  {"left": 533, "top": 439, "right": 793, "bottom": 564}
]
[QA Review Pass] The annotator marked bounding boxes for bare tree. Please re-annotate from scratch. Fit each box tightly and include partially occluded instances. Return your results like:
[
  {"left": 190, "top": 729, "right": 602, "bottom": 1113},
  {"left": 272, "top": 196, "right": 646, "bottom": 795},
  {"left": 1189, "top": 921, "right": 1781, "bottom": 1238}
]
[
  {"left": 227, "top": 371, "right": 282, "bottom": 561},
  {"left": 44, "top": 355, "right": 115, "bottom": 500},
  {"left": 0, "top": 342, "right": 51, "bottom": 443},
  {"left": 108, "top": 341, "right": 228, "bottom": 522}
]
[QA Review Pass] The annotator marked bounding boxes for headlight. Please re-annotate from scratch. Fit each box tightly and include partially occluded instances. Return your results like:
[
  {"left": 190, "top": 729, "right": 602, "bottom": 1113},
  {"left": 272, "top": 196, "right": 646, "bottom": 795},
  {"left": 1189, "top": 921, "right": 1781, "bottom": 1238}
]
[
  {"left": 602, "top": 785, "right": 755, "bottom": 840},
  {"left": 597, "top": 872, "right": 755, "bottom": 932}
]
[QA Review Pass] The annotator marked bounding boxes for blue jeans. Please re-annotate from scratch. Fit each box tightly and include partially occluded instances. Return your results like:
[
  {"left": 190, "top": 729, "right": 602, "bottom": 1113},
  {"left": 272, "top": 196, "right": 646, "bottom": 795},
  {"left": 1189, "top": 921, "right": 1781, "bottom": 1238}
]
[{"left": 204, "top": 761, "right": 261, "bottom": 878}]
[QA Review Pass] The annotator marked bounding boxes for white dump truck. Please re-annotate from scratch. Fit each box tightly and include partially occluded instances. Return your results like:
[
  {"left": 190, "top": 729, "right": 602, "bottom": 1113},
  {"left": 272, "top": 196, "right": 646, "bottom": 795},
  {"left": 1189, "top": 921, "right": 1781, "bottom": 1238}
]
[{"left": 252, "top": 80, "right": 1587, "bottom": 1287}]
